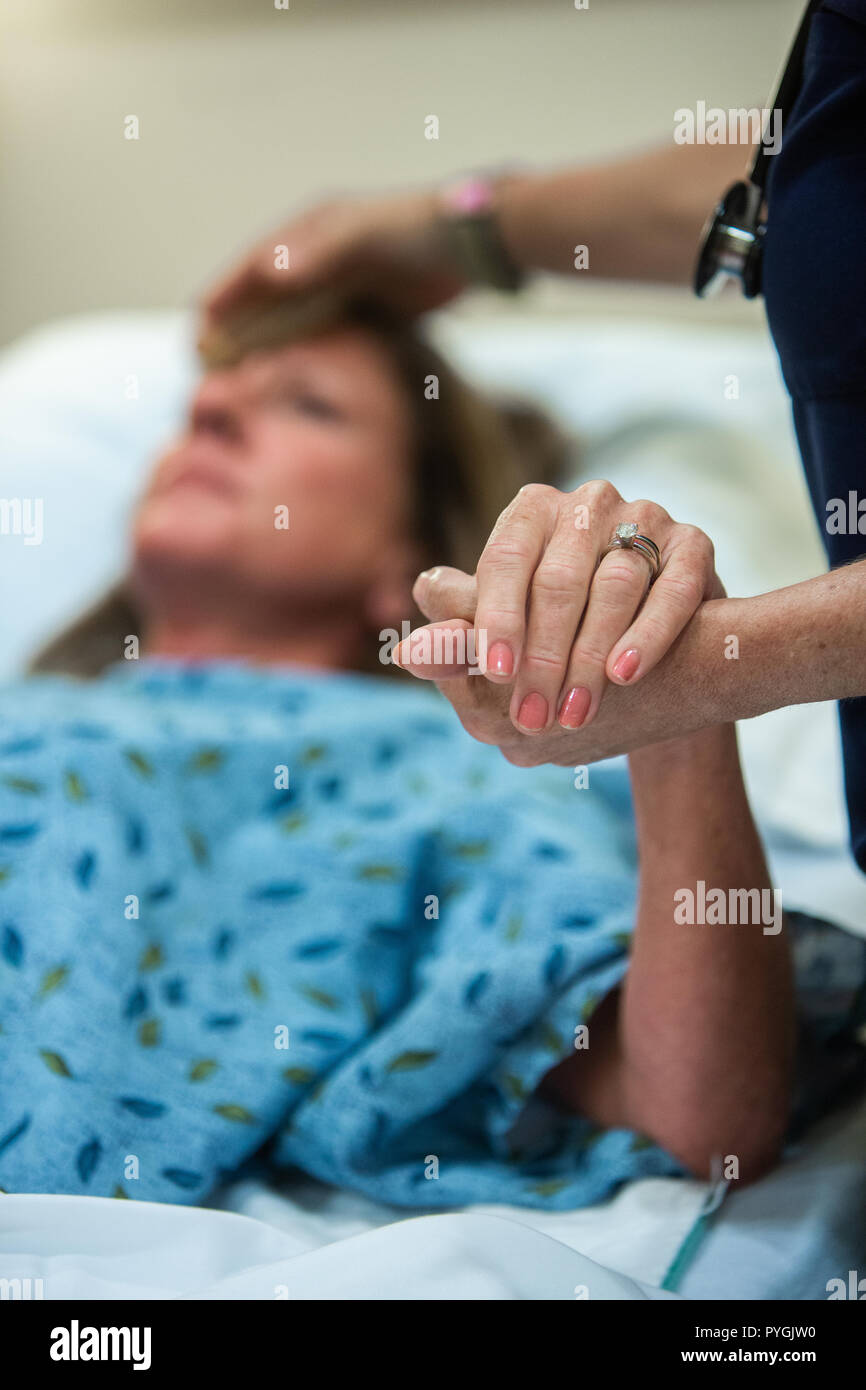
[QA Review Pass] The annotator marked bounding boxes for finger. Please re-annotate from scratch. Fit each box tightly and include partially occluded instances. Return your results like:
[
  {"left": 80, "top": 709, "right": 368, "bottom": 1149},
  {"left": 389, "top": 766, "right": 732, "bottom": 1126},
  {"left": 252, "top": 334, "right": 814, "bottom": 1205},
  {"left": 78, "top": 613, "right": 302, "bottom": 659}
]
[
  {"left": 508, "top": 511, "right": 599, "bottom": 733},
  {"left": 412, "top": 567, "right": 477, "bottom": 624},
  {"left": 203, "top": 215, "right": 341, "bottom": 325},
  {"left": 606, "top": 528, "right": 714, "bottom": 685},
  {"left": 555, "top": 547, "right": 651, "bottom": 729},
  {"left": 392, "top": 620, "right": 479, "bottom": 680},
  {"left": 473, "top": 484, "right": 559, "bottom": 684},
  {"left": 203, "top": 248, "right": 290, "bottom": 325}
]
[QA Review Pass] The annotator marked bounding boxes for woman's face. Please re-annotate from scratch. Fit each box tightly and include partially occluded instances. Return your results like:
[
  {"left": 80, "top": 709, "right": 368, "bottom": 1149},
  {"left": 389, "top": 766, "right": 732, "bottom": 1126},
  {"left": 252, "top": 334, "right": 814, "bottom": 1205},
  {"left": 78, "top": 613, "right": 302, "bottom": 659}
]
[{"left": 132, "top": 326, "right": 417, "bottom": 625}]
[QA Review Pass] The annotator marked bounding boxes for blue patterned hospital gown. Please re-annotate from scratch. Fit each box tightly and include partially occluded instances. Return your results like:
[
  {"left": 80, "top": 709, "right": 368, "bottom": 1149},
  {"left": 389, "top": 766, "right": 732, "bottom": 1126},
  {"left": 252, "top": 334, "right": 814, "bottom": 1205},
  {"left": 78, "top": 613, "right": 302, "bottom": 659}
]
[{"left": 0, "top": 658, "right": 690, "bottom": 1209}]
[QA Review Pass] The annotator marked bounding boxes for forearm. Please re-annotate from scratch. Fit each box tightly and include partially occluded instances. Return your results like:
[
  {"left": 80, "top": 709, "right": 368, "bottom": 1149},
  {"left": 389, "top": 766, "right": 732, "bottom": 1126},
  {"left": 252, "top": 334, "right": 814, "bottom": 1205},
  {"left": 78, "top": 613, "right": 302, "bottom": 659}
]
[
  {"left": 619, "top": 725, "right": 795, "bottom": 1180},
  {"left": 496, "top": 141, "right": 749, "bottom": 285},
  {"left": 710, "top": 561, "right": 866, "bottom": 714},
  {"left": 540, "top": 723, "right": 795, "bottom": 1180},
  {"left": 563, "top": 560, "right": 866, "bottom": 766},
  {"left": 547, "top": 561, "right": 866, "bottom": 1165}
]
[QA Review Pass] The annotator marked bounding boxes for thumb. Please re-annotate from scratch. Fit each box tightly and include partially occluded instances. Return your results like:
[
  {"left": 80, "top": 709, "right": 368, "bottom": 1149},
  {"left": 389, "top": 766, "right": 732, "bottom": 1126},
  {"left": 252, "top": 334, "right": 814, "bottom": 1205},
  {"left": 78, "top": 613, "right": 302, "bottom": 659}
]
[{"left": 412, "top": 567, "right": 477, "bottom": 624}]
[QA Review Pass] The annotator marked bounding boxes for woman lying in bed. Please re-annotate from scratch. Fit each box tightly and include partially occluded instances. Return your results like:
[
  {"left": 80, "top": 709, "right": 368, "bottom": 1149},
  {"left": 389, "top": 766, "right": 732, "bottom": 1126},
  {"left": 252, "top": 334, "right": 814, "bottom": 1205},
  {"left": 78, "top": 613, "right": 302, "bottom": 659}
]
[{"left": 0, "top": 305, "right": 795, "bottom": 1209}]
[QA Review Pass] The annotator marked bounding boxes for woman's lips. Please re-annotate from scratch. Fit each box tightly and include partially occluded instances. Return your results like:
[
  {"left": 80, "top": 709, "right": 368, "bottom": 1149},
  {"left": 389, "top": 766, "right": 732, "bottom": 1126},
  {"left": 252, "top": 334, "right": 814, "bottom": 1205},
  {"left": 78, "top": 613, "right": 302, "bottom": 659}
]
[{"left": 161, "top": 457, "right": 240, "bottom": 498}]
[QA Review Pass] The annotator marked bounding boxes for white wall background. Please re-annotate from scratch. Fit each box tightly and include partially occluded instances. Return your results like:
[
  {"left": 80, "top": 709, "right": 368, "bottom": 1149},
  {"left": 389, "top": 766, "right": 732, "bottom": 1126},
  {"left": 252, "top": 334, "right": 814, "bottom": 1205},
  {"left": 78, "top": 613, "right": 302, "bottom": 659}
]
[{"left": 0, "top": 0, "right": 803, "bottom": 345}]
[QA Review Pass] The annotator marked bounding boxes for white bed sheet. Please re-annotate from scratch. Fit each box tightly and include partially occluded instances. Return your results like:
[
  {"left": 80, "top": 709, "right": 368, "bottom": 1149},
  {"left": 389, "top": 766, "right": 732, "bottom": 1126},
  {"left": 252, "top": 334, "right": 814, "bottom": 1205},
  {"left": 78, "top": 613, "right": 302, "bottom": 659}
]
[
  {"left": 0, "top": 1195, "right": 678, "bottom": 1300},
  {"left": 216, "top": 1169, "right": 711, "bottom": 1292}
]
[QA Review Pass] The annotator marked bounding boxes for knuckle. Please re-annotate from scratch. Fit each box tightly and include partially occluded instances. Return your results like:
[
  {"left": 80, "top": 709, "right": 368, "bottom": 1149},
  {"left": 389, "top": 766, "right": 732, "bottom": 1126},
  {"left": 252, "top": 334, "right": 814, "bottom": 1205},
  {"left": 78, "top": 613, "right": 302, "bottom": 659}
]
[
  {"left": 682, "top": 525, "right": 715, "bottom": 563},
  {"left": 658, "top": 570, "right": 704, "bottom": 609},
  {"left": 411, "top": 568, "right": 437, "bottom": 599},
  {"left": 477, "top": 537, "right": 535, "bottom": 571},
  {"left": 577, "top": 478, "right": 620, "bottom": 508},
  {"left": 475, "top": 602, "right": 524, "bottom": 627},
  {"left": 517, "top": 482, "right": 558, "bottom": 507},
  {"left": 460, "top": 711, "right": 496, "bottom": 744},
  {"left": 629, "top": 498, "right": 671, "bottom": 525},
  {"left": 532, "top": 559, "right": 583, "bottom": 600},
  {"left": 569, "top": 638, "right": 610, "bottom": 669},
  {"left": 593, "top": 559, "right": 645, "bottom": 599},
  {"left": 474, "top": 609, "right": 524, "bottom": 647},
  {"left": 490, "top": 494, "right": 524, "bottom": 531},
  {"left": 500, "top": 742, "right": 537, "bottom": 768},
  {"left": 522, "top": 648, "right": 566, "bottom": 675},
  {"left": 631, "top": 610, "right": 669, "bottom": 649}
]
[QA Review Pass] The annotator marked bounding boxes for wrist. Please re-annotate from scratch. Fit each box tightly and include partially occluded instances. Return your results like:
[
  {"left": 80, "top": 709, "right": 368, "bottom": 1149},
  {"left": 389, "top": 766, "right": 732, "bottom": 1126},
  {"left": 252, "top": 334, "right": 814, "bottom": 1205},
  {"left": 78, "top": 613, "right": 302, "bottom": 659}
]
[
  {"left": 436, "top": 174, "right": 526, "bottom": 291},
  {"left": 490, "top": 171, "right": 537, "bottom": 266},
  {"left": 636, "top": 593, "right": 743, "bottom": 734},
  {"left": 628, "top": 719, "right": 738, "bottom": 776},
  {"left": 628, "top": 720, "right": 756, "bottom": 860},
  {"left": 627, "top": 565, "right": 866, "bottom": 769}
]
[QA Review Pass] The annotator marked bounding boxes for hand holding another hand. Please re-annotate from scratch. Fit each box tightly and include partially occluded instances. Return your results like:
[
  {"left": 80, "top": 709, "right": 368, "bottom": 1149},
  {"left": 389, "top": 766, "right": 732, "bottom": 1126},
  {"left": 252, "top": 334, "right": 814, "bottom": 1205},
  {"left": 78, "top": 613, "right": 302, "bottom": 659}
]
[{"left": 394, "top": 480, "right": 726, "bottom": 766}]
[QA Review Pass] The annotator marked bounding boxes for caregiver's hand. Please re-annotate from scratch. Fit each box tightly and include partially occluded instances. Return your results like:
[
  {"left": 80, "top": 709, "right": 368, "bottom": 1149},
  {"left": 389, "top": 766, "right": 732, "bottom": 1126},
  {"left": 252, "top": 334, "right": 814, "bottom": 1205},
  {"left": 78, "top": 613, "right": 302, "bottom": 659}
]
[
  {"left": 393, "top": 570, "right": 730, "bottom": 769},
  {"left": 409, "top": 481, "right": 721, "bottom": 735},
  {"left": 200, "top": 188, "right": 467, "bottom": 332}
]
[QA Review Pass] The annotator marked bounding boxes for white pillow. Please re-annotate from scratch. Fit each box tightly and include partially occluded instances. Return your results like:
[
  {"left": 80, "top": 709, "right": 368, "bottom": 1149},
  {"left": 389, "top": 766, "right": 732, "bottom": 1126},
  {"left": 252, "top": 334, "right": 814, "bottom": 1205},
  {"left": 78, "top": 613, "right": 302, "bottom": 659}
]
[{"left": 0, "top": 311, "right": 197, "bottom": 678}]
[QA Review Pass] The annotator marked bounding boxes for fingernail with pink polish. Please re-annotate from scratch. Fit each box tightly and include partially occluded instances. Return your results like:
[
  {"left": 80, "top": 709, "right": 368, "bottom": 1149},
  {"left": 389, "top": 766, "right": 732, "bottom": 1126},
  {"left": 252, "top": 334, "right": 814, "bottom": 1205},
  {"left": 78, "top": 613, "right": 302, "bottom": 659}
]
[
  {"left": 517, "top": 692, "right": 548, "bottom": 731},
  {"left": 558, "top": 686, "right": 592, "bottom": 729},
  {"left": 486, "top": 641, "right": 514, "bottom": 677},
  {"left": 612, "top": 648, "right": 640, "bottom": 682}
]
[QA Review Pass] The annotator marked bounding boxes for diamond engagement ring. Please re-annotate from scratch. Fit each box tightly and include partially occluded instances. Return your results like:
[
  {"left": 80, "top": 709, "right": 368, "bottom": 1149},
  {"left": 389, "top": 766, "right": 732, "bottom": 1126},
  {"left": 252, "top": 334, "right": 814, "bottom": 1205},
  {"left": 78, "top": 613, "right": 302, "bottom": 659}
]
[{"left": 600, "top": 522, "right": 661, "bottom": 582}]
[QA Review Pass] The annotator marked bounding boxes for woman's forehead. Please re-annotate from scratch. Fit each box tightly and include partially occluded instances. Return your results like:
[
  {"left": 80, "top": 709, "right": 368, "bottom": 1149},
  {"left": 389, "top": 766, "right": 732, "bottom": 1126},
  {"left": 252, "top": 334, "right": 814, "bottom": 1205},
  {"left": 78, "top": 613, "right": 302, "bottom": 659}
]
[
  {"left": 243, "top": 325, "right": 395, "bottom": 385},
  {"left": 229, "top": 325, "right": 412, "bottom": 436}
]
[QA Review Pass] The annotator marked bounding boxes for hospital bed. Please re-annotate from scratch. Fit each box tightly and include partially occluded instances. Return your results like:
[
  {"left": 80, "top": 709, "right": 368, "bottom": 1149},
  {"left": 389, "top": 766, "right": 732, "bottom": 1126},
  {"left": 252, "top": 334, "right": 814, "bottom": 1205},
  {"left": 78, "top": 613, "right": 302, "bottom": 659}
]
[{"left": 0, "top": 302, "right": 864, "bottom": 1300}]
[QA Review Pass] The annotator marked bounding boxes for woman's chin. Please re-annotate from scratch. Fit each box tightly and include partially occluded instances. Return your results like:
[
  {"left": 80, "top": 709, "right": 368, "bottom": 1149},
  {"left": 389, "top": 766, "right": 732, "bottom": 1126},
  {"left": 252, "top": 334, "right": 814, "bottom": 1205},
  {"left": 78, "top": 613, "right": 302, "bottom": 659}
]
[
  {"left": 134, "top": 499, "right": 235, "bottom": 557},
  {"left": 131, "top": 515, "right": 239, "bottom": 597}
]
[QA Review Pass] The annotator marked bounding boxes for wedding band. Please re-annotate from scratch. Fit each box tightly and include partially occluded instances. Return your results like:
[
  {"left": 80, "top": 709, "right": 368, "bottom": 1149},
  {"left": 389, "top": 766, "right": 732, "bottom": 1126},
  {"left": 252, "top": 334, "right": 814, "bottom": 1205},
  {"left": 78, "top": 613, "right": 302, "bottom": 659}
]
[{"left": 600, "top": 521, "right": 661, "bottom": 582}]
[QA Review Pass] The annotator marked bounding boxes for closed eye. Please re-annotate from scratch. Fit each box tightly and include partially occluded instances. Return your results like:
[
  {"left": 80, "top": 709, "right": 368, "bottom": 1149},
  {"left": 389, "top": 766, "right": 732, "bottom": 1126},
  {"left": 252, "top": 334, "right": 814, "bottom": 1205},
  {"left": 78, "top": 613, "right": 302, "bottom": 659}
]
[
  {"left": 296, "top": 392, "right": 344, "bottom": 421},
  {"left": 268, "top": 388, "right": 345, "bottom": 422}
]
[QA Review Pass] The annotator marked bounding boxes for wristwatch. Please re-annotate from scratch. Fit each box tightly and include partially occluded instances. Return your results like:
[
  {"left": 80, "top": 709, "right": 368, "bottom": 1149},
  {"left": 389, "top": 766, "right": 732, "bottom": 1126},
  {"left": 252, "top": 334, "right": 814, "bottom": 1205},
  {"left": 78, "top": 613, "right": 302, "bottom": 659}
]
[{"left": 437, "top": 175, "right": 525, "bottom": 292}]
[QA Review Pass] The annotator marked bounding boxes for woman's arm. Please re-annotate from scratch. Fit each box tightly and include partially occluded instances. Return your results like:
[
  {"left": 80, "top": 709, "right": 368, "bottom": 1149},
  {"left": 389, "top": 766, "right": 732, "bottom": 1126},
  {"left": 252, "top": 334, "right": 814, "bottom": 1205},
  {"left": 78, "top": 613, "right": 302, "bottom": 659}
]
[
  {"left": 201, "top": 140, "right": 747, "bottom": 329},
  {"left": 496, "top": 141, "right": 749, "bottom": 287},
  {"left": 541, "top": 723, "right": 796, "bottom": 1184}
]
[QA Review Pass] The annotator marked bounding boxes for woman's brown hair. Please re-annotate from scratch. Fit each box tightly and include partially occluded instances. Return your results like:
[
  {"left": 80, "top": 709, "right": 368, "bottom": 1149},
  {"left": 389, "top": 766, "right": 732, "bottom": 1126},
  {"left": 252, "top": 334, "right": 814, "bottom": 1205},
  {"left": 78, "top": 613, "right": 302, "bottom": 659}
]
[{"left": 29, "top": 306, "right": 575, "bottom": 679}]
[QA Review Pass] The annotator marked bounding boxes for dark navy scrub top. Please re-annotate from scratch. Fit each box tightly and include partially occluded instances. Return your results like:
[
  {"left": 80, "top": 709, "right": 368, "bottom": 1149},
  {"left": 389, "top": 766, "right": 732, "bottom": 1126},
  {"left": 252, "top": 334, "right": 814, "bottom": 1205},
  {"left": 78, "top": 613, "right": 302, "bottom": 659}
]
[{"left": 762, "top": 0, "right": 866, "bottom": 872}]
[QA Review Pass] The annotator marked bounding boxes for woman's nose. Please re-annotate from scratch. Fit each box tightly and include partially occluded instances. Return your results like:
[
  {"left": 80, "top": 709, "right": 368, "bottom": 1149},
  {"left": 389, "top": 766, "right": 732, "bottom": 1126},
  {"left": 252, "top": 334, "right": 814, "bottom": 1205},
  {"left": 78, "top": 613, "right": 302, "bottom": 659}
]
[{"left": 189, "top": 373, "right": 246, "bottom": 442}]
